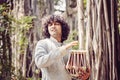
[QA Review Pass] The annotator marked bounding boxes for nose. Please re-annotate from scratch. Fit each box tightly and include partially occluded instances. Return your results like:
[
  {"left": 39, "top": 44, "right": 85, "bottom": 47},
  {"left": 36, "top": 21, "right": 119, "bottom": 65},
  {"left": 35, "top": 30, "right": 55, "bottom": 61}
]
[{"left": 51, "top": 23, "right": 55, "bottom": 28}]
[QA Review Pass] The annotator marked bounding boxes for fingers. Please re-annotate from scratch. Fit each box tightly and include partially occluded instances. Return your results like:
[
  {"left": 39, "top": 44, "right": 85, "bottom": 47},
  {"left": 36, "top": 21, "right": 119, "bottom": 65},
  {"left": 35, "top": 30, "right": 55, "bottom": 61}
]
[
  {"left": 65, "top": 41, "right": 79, "bottom": 49},
  {"left": 71, "top": 41, "right": 78, "bottom": 46}
]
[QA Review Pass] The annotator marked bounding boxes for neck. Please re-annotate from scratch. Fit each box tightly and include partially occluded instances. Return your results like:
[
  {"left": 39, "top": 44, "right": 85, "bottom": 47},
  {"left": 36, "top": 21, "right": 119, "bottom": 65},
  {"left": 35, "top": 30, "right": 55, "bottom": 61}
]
[
  {"left": 56, "top": 37, "right": 61, "bottom": 42},
  {"left": 52, "top": 35, "right": 61, "bottom": 42}
]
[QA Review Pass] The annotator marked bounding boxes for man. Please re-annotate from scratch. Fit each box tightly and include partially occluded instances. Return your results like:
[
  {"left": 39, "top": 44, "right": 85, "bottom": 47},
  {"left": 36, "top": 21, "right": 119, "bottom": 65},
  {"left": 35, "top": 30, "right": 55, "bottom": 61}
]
[{"left": 35, "top": 15, "right": 78, "bottom": 80}]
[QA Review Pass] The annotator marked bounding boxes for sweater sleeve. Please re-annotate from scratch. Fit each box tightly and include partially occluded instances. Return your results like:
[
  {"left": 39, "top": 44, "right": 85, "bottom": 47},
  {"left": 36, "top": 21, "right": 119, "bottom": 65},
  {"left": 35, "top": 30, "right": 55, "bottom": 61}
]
[{"left": 35, "top": 40, "right": 68, "bottom": 68}]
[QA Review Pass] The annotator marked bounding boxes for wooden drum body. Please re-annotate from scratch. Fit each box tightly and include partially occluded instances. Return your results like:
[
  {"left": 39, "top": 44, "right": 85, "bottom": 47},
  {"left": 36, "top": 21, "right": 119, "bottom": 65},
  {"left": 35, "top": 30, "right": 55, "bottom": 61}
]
[{"left": 65, "top": 50, "right": 91, "bottom": 80}]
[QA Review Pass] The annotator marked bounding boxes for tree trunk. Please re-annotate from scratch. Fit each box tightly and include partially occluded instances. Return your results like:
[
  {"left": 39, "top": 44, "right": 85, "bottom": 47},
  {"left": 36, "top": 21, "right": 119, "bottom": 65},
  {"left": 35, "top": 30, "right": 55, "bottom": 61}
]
[
  {"left": 77, "top": 0, "right": 85, "bottom": 50},
  {"left": 86, "top": 0, "right": 120, "bottom": 80},
  {"left": 65, "top": 0, "right": 78, "bottom": 41},
  {"left": 11, "top": 0, "right": 26, "bottom": 79},
  {"left": 0, "top": 1, "right": 13, "bottom": 80},
  {"left": 25, "top": 0, "right": 54, "bottom": 79}
]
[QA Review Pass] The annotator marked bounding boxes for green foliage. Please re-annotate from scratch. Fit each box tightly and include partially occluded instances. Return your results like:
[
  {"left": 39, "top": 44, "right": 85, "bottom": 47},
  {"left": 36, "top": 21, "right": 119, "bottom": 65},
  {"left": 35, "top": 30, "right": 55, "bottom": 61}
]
[
  {"left": 0, "top": 3, "right": 8, "bottom": 13},
  {"left": 66, "top": 30, "right": 78, "bottom": 42},
  {"left": 35, "top": 69, "right": 40, "bottom": 74},
  {"left": 65, "top": 30, "right": 79, "bottom": 50},
  {"left": 12, "top": 16, "right": 36, "bottom": 53},
  {"left": 83, "top": 0, "right": 87, "bottom": 9},
  {"left": 54, "top": 0, "right": 61, "bottom": 5},
  {"left": 0, "top": 3, "right": 13, "bottom": 80},
  {"left": 0, "top": 27, "right": 5, "bottom": 31},
  {"left": 0, "top": 4, "right": 12, "bottom": 32},
  {"left": 0, "top": 3, "right": 36, "bottom": 79}
]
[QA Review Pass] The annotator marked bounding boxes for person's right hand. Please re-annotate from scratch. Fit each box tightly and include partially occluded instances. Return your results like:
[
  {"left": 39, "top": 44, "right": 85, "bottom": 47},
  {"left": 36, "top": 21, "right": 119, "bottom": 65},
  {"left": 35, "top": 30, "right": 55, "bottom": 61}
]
[
  {"left": 65, "top": 41, "right": 78, "bottom": 50},
  {"left": 78, "top": 67, "right": 91, "bottom": 80}
]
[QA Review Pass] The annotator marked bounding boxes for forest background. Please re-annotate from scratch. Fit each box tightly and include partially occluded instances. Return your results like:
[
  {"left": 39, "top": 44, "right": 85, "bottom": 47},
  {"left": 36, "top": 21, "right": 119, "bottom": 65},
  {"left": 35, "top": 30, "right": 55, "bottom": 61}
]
[{"left": 0, "top": 0, "right": 120, "bottom": 80}]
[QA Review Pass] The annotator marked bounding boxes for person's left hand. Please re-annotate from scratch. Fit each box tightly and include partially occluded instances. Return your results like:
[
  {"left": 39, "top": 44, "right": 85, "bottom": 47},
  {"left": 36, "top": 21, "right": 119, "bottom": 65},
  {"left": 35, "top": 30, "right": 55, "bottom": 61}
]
[{"left": 65, "top": 41, "right": 78, "bottom": 50}]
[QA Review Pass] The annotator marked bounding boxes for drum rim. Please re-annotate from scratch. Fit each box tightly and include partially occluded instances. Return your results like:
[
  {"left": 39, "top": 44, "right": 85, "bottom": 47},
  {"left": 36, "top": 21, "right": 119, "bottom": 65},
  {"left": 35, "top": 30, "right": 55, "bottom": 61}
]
[{"left": 70, "top": 50, "right": 87, "bottom": 53}]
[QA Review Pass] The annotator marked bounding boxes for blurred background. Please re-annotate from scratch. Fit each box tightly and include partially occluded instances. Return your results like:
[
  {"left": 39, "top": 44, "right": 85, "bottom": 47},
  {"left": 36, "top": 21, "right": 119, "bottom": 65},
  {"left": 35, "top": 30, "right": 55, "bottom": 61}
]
[{"left": 0, "top": 0, "right": 120, "bottom": 80}]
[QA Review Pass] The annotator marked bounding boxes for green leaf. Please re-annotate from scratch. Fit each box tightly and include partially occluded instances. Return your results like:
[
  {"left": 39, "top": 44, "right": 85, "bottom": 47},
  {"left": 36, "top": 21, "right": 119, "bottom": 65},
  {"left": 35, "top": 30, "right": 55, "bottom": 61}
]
[{"left": 0, "top": 27, "right": 5, "bottom": 31}]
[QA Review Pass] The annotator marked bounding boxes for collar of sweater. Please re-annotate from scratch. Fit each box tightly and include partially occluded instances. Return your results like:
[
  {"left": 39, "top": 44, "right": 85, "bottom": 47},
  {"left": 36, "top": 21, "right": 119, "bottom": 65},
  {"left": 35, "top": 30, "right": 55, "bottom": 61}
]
[{"left": 50, "top": 36, "right": 63, "bottom": 46}]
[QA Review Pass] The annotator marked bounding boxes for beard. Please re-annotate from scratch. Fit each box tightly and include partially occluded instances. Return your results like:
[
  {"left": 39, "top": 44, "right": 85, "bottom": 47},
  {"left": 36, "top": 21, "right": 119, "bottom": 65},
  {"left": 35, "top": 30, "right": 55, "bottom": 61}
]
[
  {"left": 49, "top": 31, "right": 61, "bottom": 38},
  {"left": 50, "top": 31, "right": 58, "bottom": 37}
]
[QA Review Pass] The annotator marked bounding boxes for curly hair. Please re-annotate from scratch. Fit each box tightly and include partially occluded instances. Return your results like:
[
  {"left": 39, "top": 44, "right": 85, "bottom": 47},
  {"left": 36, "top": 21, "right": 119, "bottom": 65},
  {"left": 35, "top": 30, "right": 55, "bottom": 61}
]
[{"left": 42, "top": 15, "right": 70, "bottom": 43}]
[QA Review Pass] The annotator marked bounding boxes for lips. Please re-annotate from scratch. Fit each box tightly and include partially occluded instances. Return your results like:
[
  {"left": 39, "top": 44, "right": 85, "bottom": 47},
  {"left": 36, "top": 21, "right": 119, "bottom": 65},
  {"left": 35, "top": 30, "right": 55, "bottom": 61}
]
[
  {"left": 50, "top": 29, "right": 56, "bottom": 32},
  {"left": 48, "top": 27, "right": 58, "bottom": 35}
]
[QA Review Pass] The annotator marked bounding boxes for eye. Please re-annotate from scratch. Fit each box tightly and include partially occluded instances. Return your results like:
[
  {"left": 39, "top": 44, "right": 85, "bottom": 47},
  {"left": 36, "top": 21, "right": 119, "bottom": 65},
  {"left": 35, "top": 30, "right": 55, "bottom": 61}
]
[
  {"left": 48, "top": 23, "right": 52, "bottom": 26},
  {"left": 54, "top": 22, "right": 60, "bottom": 25}
]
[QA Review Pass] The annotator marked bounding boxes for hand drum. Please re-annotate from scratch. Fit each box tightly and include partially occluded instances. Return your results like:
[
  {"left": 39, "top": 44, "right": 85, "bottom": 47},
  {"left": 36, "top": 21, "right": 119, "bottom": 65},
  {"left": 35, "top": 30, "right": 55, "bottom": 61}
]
[{"left": 65, "top": 50, "right": 91, "bottom": 80}]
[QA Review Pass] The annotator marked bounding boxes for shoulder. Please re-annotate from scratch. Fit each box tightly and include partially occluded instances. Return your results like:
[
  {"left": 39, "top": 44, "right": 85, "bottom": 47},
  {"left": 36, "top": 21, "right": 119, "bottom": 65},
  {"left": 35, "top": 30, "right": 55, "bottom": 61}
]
[
  {"left": 37, "top": 38, "right": 48, "bottom": 43},
  {"left": 35, "top": 38, "right": 51, "bottom": 52}
]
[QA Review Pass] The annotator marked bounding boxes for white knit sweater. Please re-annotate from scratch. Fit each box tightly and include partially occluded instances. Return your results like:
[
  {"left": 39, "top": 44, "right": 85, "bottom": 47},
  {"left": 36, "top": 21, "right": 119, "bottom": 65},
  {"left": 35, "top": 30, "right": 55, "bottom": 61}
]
[{"left": 35, "top": 37, "right": 72, "bottom": 80}]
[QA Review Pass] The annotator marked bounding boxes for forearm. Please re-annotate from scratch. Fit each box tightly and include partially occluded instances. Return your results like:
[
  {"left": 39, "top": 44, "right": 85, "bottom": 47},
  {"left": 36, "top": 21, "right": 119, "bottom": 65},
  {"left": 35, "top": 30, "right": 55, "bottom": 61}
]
[{"left": 35, "top": 46, "right": 67, "bottom": 68}]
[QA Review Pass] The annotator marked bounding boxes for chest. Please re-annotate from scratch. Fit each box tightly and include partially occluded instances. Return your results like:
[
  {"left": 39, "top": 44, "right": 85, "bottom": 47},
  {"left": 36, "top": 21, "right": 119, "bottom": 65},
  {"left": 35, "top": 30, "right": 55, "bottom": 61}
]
[{"left": 46, "top": 39, "right": 61, "bottom": 53}]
